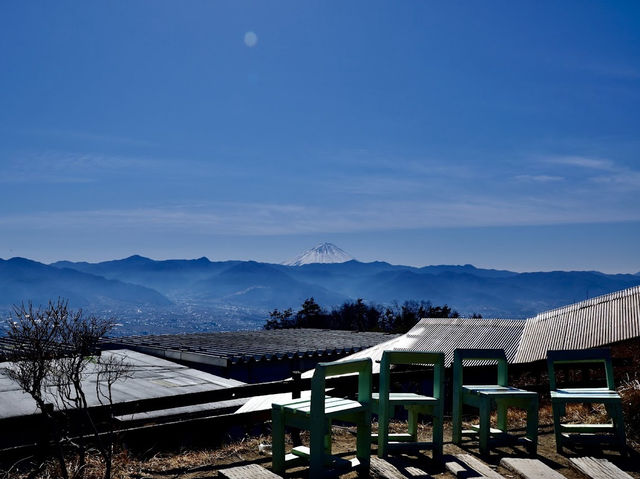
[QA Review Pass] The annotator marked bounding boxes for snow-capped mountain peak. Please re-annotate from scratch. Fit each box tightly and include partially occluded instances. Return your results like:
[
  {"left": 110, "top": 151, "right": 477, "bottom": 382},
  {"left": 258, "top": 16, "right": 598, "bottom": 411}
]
[{"left": 284, "top": 243, "right": 355, "bottom": 266}]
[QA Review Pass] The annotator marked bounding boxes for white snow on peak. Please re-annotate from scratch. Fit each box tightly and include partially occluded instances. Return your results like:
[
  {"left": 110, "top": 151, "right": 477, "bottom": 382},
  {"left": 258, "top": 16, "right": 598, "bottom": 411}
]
[{"left": 284, "top": 243, "right": 355, "bottom": 266}]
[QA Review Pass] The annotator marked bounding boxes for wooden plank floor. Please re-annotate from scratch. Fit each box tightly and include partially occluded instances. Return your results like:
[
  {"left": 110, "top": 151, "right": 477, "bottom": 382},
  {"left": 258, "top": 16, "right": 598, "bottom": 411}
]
[
  {"left": 219, "top": 454, "right": 636, "bottom": 479},
  {"left": 455, "top": 454, "right": 505, "bottom": 478},
  {"left": 218, "top": 463, "right": 282, "bottom": 478},
  {"left": 370, "top": 456, "right": 432, "bottom": 478},
  {"left": 500, "top": 458, "right": 566, "bottom": 479},
  {"left": 569, "top": 457, "right": 634, "bottom": 479}
]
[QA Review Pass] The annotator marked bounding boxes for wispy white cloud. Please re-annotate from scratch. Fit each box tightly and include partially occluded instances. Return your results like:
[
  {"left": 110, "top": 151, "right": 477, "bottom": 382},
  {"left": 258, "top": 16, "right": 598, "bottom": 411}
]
[
  {"left": 0, "top": 151, "right": 170, "bottom": 184},
  {"left": 590, "top": 170, "right": 640, "bottom": 189},
  {"left": 325, "top": 175, "right": 427, "bottom": 195},
  {"left": 533, "top": 154, "right": 640, "bottom": 192},
  {"left": 544, "top": 155, "right": 615, "bottom": 170},
  {"left": 2, "top": 148, "right": 638, "bottom": 237},
  {"left": 325, "top": 149, "right": 475, "bottom": 179},
  {"left": 3, "top": 191, "right": 640, "bottom": 238},
  {"left": 514, "top": 174, "right": 564, "bottom": 183},
  {"left": 319, "top": 151, "right": 483, "bottom": 198}
]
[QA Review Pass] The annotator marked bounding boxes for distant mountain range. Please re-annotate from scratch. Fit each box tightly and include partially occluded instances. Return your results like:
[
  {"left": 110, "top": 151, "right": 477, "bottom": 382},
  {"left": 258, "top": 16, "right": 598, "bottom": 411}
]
[
  {"left": 1, "top": 244, "right": 640, "bottom": 334},
  {"left": 0, "top": 257, "right": 171, "bottom": 309}
]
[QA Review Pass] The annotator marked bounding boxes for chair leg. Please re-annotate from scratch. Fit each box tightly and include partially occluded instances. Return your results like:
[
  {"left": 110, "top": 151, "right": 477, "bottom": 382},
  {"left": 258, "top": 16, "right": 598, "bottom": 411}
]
[
  {"left": 271, "top": 408, "right": 286, "bottom": 474},
  {"left": 557, "top": 402, "right": 566, "bottom": 417},
  {"left": 452, "top": 389, "right": 462, "bottom": 444},
  {"left": 479, "top": 400, "right": 490, "bottom": 456},
  {"left": 612, "top": 402, "right": 627, "bottom": 456},
  {"left": 433, "top": 409, "right": 444, "bottom": 462},
  {"left": 526, "top": 396, "right": 539, "bottom": 456},
  {"left": 356, "top": 413, "right": 371, "bottom": 478},
  {"left": 408, "top": 407, "right": 418, "bottom": 442},
  {"left": 377, "top": 403, "right": 390, "bottom": 457},
  {"left": 324, "top": 419, "right": 332, "bottom": 455},
  {"left": 497, "top": 401, "right": 507, "bottom": 433},
  {"left": 551, "top": 400, "right": 564, "bottom": 454},
  {"left": 309, "top": 419, "right": 327, "bottom": 478}
]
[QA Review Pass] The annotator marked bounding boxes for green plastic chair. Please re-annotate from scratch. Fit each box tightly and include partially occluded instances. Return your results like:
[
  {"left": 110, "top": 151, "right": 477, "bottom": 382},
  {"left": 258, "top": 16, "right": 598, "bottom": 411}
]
[
  {"left": 372, "top": 350, "right": 445, "bottom": 460},
  {"left": 271, "top": 357, "right": 372, "bottom": 478},
  {"left": 452, "top": 348, "right": 538, "bottom": 456},
  {"left": 547, "top": 348, "right": 626, "bottom": 454}
]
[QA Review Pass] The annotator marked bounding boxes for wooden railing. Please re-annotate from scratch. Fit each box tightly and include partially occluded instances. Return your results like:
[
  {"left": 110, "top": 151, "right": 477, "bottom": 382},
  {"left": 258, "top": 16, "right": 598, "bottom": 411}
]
[{"left": 0, "top": 369, "right": 400, "bottom": 458}]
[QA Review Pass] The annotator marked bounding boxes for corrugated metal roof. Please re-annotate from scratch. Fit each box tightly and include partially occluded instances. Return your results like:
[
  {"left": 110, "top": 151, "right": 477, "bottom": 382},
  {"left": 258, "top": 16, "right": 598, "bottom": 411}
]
[
  {"left": 413, "top": 318, "right": 525, "bottom": 366},
  {"left": 107, "top": 329, "right": 398, "bottom": 366},
  {"left": 0, "top": 349, "right": 244, "bottom": 420},
  {"left": 0, "top": 337, "right": 19, "bottom": 360},
  {"left": 329, "top": 285, "right": 640, "bottom": 373},
  {"left": 326, "top": 318, "right": 526, "bottom": 374},
  {"left": 513, "top": 285, "right": 640, "bottom": 364}
]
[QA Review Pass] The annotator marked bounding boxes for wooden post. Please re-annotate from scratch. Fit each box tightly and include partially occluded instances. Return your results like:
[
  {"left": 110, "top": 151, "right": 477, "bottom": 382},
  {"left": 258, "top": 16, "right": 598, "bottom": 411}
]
[{"left": 291, "top": 371, "right": 302, "bottom": 447}]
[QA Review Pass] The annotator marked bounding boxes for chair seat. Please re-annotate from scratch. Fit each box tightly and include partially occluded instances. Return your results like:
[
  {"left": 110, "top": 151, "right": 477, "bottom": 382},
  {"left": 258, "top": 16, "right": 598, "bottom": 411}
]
[
  {"left": 551, "top": 388, "right": 621, "bottom": 401},
  {"left": 463, "top": 385, "right": 537, "bottom": 399},
  {"left": 372, "top": 392, "right": 438, "bottom": 406},
  {"left": 276, "top": 395, "right": 367, "bottom": 418}
]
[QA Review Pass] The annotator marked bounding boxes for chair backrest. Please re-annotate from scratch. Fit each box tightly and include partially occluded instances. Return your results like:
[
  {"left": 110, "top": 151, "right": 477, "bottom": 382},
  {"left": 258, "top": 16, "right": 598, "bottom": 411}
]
[
  {"left": 310, "top": 357, "right": 372, "bottom": 418},
  {"left": 379, "top": 350, "right": 444, "bottom": 400},
  {"left": 546, "top": 348, "right": 615, "bottom": 391},
  {"left": 453, "top": 348, "right": 508, "bottom": 391}
]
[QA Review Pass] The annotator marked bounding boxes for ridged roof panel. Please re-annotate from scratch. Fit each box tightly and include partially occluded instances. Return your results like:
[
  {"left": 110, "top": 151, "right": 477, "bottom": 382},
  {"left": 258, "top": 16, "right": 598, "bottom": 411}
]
[
  {"left": 107, "top": 329, "right": 398, "bottom": 364},
  {"left": 513, "top": 285, "right": 640, "bottom": 364},
  {"left": 340, "top": 318, "right": 526, "bottom": 373}
]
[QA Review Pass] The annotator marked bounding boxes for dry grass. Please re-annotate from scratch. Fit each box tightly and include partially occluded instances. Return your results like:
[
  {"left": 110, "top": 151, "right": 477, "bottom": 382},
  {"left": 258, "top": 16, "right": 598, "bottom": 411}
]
[
  {"left": 3, "top": 404, "right": 638, "bottom": 478},
  {"left": 2, "top": 452, "right": 138, "bottom": 479},
  {"left": 1, "top": 436, "right": 271, "bottom": 479},
  {"left": 620, "top": 375, "right": 640, "bottom": 448}
]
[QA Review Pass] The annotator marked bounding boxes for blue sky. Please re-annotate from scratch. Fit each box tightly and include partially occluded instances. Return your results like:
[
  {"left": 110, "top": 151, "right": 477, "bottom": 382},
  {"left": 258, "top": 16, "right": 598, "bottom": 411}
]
[{"left": 1, "top": 1, "right": 639, "bottom": 272}]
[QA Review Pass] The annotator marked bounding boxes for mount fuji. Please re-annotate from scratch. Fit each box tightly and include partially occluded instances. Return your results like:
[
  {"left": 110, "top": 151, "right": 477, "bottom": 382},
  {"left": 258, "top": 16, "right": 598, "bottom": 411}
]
[{"left": 284, "top": 243, "right": 355, "bottom": 266}]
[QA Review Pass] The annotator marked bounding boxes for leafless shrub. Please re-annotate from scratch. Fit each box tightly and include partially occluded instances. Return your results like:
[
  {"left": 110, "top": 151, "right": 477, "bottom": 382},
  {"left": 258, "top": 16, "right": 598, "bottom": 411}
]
[
  {"left": 2, "top": 299, "right": 131, "bottom": 479},
  {"left": 619, "top": 374, "right": 640, "bottom": 445}
]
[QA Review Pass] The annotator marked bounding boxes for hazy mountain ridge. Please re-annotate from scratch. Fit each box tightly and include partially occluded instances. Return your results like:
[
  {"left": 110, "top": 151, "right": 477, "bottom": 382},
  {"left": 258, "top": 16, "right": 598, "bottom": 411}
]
[
  {"left": 0, "top": 257, "right": 172, "bottom": 310},
  {"left": 2, "top": 255, "right": 639, "bottom": 332},
  {"left": 49, "top": 257, "right": 640, "bottom": 317},
  {"left": 189, "top": 261, "right": 348, "bottom": 307},
  {"left": 51, "top": 255, "right": 240, "bottom": 296}
]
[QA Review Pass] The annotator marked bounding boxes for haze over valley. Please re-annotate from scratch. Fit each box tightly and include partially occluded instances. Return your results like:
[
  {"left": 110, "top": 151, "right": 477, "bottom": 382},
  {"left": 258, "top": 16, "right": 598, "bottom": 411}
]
[{"left": 2, "top": 244, "right": 639, "bottom": 336}]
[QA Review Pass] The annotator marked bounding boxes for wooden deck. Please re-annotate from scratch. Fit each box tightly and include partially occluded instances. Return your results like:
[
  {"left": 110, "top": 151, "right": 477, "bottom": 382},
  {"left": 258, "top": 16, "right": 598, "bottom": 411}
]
[
  {"left": 569, "top": 457, "right": 634, "bottom": 479},
  {"left": 211, "top": 452, "right": 639, "bottom": 479},
  {"left": 501, "top": 458, "right": 566, "bottom": 479},
  {"left": 219, "top": 463, "right": 282, "bottom": 478},
  {"left": 209, "top": 420, "right": 638, "bottom": 479}
]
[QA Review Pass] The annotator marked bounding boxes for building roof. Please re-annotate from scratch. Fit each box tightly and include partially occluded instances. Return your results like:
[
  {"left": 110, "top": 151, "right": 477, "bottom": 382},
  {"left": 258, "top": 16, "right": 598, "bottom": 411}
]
[
  {"left": 513, "top": 285, "right": 640, "bottom": 364},
  {"left": 343, "top": 285, "right": 640, "bottom": 372},
  {"left": 330, "top": 318, "right": 526, "bottom": 374},
  {"left": 106, "top": 329, "right": 398, "bottom": 367},
  {"left": 0, "top": 349, "right": 244, "bottom": 420}
]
